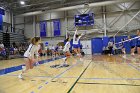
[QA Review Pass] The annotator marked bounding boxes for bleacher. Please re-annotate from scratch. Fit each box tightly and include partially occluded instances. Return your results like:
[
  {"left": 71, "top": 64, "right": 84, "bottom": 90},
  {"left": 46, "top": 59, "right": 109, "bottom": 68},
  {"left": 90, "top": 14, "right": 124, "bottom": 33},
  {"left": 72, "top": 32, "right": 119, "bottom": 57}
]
[
  {"left": 0, "top": 31, "right": 26, "bottom": 59},
  {"left": 0, "top": 32, "right": 2, "bottom": 41},
  {"left": 9, "top": 32, "right": 25, "bottom": 44}
]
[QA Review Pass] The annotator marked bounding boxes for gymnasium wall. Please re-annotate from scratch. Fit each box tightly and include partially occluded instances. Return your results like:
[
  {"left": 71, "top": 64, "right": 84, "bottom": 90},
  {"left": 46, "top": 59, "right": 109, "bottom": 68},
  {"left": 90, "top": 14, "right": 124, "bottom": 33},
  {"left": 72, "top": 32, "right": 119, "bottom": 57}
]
[
  {"left": 2, "top": 11, "right": 11, "bottom": 23},
  {"left": 14, "top": 1, "right": 140, "bottom": 40}
]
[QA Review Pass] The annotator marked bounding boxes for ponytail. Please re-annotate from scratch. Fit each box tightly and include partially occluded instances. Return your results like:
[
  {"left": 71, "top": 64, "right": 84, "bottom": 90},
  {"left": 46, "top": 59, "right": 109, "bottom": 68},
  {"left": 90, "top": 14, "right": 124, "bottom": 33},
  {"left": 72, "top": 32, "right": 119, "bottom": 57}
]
[{"left": 31, "top": 37, "right": 41, "bottom": 45}]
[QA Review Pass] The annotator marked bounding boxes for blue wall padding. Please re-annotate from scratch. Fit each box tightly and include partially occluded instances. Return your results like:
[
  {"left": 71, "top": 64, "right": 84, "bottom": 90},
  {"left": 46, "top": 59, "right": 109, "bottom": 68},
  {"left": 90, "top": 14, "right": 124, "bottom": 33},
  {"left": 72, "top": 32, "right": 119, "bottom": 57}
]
[
  {"left": 124, "top": 40, "right": 131, "bottom": 54},
  {"left": 0, "top": 14, "right": 3, "bottom": 30},
  {"left": 102, "top": 37, "right": 109, "bottom": 47},
  {"left": 130, "top": 35, "right": 137, "bottom": 46},
  {"left": 92, "top": 38, "right": 103, "bottom": 54},
  {"left": 91, "top": 35, "right": 137, "bottom": 54}
]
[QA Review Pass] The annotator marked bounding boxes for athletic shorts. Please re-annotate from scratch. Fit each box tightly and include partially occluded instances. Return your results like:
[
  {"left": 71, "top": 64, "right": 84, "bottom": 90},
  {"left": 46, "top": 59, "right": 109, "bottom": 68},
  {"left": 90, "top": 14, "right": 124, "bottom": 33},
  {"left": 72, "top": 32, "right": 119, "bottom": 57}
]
[
  {"left": 23, "top": 56, "right": 29, "bottom": 59},
  {"left": 51, "top": 49, "right": 55, "bottom": 52},
  {"left": 73, "top": 44, "right": 80, "bottom": 48},
  {"left": 131, "top": 46, "right": 135, "bottom": 48},
  {"left": 122, "top": 46, "right": 125, "bottom": 49},
  {"left": 54, "top": 50, "right": 58, "bottom": 52}
]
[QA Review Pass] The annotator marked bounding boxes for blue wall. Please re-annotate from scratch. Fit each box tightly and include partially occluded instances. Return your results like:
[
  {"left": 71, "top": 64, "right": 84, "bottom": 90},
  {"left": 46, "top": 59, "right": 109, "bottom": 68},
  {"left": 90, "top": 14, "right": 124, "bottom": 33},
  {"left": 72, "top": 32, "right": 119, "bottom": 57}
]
[
  {"left": 0, "top": 8, "right": 4, "bottom": 31},
  {"left": 91, "top": 35, "right": 135, "bottom": 54},
  {"left": 102, "top": 37, "right": 109, "bottom": 47},
  {"left": 0, "top": 14, "right": 3, "bottom": 30},
  {"left": 92, "top": 38, "right": 103, "bottom": 54}
]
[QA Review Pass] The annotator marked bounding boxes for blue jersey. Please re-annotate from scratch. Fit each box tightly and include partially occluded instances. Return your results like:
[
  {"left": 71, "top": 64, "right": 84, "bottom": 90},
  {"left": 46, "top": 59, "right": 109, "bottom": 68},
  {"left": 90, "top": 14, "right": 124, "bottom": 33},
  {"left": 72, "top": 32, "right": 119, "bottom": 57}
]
[
  {"left": 69, "top": 39, "right": 73, "bottom": 51},
  {"left": 137, "top": 37, "right": 140, "bottom": 46},
  {"left": 119, "top": 42, "right": 124, "bottom": 48},
  {"left": 130, "top": 36, "right": 137, "bottom": 47},
  {"left": 55, "top": 46, "right": 59, "bottom": 51}
]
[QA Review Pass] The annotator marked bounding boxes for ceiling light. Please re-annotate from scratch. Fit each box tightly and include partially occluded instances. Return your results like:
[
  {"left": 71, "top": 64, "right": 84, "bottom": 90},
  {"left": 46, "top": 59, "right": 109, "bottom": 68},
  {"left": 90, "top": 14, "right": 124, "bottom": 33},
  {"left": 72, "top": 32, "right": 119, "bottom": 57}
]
[{"left": 20, "top": 1, "right": 25, "bottom": 5}]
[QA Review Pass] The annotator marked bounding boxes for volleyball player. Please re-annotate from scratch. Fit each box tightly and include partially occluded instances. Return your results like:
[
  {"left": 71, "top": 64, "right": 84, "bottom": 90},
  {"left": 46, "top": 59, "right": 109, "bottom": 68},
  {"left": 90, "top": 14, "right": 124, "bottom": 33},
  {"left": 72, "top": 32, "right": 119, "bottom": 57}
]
[
  {"left": 54, "top": 44, "right": 60, "bottom": 57},
  {"left": 73, "top": 29, "right": 84, "bottom": 61},
  {"left": 50, "top": 45, "right": 60, "bottom": 68},
  {"left": 51, "top": 45, "right": 55, "bottom": 60},
  {"left": 136, "top": 30, "right": 140, "bottom": 54},
  {"left": 18, "top": 37, "right": 41, "bottom": 79},
  {"left": 130, "top": 35, "right": 136, "bottom": 56},
  {"left": 121, "top": 38, "right": 127, "bottom": 58},
  {"left": 108, "top": 40, "right": 113, "bottom": 56},
  {"left": 57, "top": 38, "right": 71, "bottom": 68},
  {"left": 136, "top": 30, "right": 140, "bottom": 66}
]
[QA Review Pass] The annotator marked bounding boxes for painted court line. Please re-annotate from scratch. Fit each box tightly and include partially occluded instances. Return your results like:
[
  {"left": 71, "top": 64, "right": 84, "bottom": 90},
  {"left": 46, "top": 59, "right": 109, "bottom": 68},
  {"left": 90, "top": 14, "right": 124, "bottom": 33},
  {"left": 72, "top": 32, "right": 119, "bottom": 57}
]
[
  {"left": 51, "top": 62, "right": 80, "bottom": 80},
  {"left": 77, "top": 82, "right": 140, "bottom": 86},
  {"left": 30, "top": 60, "right": 82, "bottom": 93},
  {"left": 122, "top": 56, "right": 140, "bottom": 73},
  {"left": 4, "top": 74, "right": 140, "bottom": 81},
  {"left": 128, "top": 64, "right": 140, "bottom": 72},
  {"left": 80, "top": 77, "right": 140, "bottom": 80},
  {"left": 67, "top": 61, "right": 92, "bottom": 93},
  {"left": 0, "top": 56, "right": 65, "bottom": 76}
]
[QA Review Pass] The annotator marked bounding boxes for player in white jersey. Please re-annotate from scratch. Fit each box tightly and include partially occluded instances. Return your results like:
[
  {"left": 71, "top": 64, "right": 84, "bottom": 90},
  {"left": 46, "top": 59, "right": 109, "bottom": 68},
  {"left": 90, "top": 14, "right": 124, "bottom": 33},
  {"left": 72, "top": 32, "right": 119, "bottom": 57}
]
[
  {"left": 18, "top": 37, "right": 41, "bottom": 79},
  {"left": 57, "top": 38, "right": 71, "bottom": 68},
  {"left": 73, "top": 29, "right": 84, "bottom": 61},
  {"left": 58, "top": 45, "right": 63, "bottom": 55},
  {"left": 137, "top": 30, "right": 140, "bottom": 54}
]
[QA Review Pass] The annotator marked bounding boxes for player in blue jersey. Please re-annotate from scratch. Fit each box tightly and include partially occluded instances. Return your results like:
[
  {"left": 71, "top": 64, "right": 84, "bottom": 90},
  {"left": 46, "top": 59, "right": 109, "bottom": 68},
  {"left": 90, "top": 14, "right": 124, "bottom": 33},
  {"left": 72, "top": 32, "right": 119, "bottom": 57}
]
[
  {"left": 136, "top": 30, "right": 140, "bottom": 54},
  {"left": 73, "top": 29, "right": 84, "bottom": 61}
]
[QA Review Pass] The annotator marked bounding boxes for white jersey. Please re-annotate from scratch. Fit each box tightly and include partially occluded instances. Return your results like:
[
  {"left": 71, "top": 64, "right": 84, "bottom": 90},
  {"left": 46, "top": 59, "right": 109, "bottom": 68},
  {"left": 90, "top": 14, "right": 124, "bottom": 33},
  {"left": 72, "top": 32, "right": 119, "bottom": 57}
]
[
  {"left": 0, "top": 44, "right": 4, "bottom": 48},
  {"left": 63, "top": 42, "right": 70, "bottom": 52},
  {"left": 73, "top": 30, "right": 82, "bottom": 45},
  {"left": 24, "top": 44, "right": 39, "bottom": 58},
  {"left": 59, "top": 46, "right": 63, "bottom": 50},
  {"left": 51, "top": 46, "right": 55, "bottom": 50},
  {"left": 49, "top": 46, "right": 52, "bottom": 50}
]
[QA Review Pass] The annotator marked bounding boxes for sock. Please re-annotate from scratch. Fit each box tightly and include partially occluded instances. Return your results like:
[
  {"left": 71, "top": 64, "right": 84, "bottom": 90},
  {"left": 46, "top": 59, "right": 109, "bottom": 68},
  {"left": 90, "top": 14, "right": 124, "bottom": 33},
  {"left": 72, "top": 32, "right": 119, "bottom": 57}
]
[
  {"left": 22, "top": 66, "right": 26, "bottom": 71},
  {"left": 62, "top": 57, "right": 66, "bottom": 61}
]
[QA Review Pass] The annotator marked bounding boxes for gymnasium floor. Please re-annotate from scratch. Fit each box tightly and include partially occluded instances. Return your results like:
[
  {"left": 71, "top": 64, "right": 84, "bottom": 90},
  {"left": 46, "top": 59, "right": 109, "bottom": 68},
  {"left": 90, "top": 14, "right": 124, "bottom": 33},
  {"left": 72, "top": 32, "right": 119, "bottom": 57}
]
[{"left": 0, "top": 55, "right": 140, "bottom": 93}]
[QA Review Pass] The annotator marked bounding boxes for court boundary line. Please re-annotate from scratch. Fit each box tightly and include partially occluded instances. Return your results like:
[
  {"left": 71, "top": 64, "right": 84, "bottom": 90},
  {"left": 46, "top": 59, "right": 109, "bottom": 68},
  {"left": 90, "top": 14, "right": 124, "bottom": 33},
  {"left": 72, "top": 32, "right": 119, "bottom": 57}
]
[
  {"left": 30, "top": 60, "right": 84, "bottom": 93},
  {"left": 0, "top": 56, "right": 65, "bottom": 76},
  {"left": 67, "top": 61, "right": 92, "bottom": 93},
  {"left": 121, "top": 55, "right": 140, "bottom": 73},
  {"left": 77, "top": 82, "right": 140, "bottom": 86},
  {"left": 3, "top": 75, "right": 140, "bottom": 81}
]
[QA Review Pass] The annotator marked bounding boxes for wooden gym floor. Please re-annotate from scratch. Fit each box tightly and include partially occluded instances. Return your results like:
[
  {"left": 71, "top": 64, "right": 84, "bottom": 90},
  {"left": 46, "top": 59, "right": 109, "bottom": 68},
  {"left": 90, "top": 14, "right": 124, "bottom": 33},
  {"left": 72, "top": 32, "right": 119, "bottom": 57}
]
[{"left": 0, "top": 55, "right": 140, "bottom": 93}]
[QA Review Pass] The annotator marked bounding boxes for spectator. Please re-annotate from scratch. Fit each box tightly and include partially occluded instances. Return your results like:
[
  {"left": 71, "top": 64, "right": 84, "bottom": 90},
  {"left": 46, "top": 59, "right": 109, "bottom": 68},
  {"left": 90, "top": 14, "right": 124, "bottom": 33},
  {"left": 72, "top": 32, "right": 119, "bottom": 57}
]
[
  {"left": 0, "top": 42, "right": 4, "bottom": 49},
  {"left": 108, "top": 40, "right": 113, "bottom": 56}
]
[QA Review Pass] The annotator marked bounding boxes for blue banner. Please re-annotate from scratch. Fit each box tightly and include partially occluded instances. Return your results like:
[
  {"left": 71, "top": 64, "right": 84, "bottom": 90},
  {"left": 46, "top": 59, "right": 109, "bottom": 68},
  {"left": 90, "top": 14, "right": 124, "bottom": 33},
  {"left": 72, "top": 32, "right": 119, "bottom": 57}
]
[
  {"left": 0, "top": 14, "right": 3, "bottom": 31},
  {"left": 0, "top": 8, "right": 5, "bottom": 15},
  {"left": 53, "top": 19, "right": 61, "bottom": 36},
  {"left": 40, "top": 21, "right": 47, "bottom": 37}
]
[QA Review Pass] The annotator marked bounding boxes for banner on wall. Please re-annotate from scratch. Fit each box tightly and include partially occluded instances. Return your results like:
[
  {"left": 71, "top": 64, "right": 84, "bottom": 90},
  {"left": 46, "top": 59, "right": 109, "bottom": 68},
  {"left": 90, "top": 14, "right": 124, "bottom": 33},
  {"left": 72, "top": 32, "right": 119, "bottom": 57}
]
[
  {"left": 0, "top": 14, "right": 3, "bottom": 31},
  {"left": 40, "top": 21, "right": 47, "bottom": 37},
  {"left": 0, "top": 8, "right": 5, "bottom": 15},
  {"left": 53, "top": 19, "right": 61, "bottom": 36}
]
